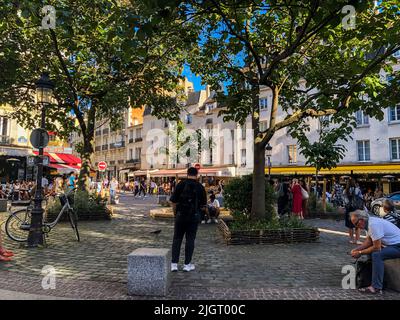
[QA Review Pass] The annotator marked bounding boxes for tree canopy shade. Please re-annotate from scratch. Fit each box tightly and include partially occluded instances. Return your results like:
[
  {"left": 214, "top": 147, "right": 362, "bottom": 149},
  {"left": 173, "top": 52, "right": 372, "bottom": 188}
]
[
  {"left": 151, "top": 0, "right": 400, "bottom": 220},
  {"left": 0, "top": 0, "right": 190, "bottom": 189}
]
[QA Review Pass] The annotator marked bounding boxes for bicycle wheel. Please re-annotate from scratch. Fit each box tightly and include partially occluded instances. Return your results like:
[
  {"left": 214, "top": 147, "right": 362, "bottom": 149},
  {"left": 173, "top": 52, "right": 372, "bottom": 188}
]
[
  {"left": 5, "top": 208, "right": 31, "bottom": 242},
  {"left": 68, "top": 209, "right": 80, "bottom": 242}
]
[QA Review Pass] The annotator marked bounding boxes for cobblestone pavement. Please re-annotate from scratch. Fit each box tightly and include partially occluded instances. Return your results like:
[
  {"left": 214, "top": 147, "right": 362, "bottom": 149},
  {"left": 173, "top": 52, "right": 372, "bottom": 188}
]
[{"left": 0, "top": 194, "right": 399, "bottom": 300}]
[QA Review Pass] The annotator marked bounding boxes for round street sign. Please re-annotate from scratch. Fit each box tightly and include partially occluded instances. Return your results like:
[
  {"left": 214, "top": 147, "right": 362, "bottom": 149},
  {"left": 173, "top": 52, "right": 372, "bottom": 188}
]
[
  {"left": 30, "top": 128, "right": 49, "bottom": 149},
  {"left": 98, "top": 161, "right": 107, "bottom": 171},
  {"left": 194, "top": 163, "right": 201, "bottom": 170}
]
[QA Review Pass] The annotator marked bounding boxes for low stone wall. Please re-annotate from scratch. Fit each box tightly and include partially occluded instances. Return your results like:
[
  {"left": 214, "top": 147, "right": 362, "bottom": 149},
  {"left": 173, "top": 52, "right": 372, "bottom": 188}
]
[
  {"left": 149, "top": 206, "right": 233, "bottom": 221},
  {"left": 218, "top": 219, "right": 320, "bottom": 245}
]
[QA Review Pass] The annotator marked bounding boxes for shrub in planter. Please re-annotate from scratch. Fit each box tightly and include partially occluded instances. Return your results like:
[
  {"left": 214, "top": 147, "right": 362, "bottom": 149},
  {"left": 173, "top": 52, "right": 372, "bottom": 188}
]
[
  {"left": 224, "top": 174, "right": 277, "bottom": 219},
  {"left": 46, "top": 191, "right": 111, "bottom": 221},
  {"left": 229, "top": 211, "right": 312, "bottom": 231}
]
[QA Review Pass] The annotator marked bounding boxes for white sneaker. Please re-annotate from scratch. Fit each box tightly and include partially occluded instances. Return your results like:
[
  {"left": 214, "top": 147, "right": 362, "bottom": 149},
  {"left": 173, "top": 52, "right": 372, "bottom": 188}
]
[
  {"left": 213, "top": 219, "right": 218, "bottom": 223},
  {"left": 171, "top": 263, "right": 178, "bottom": 272},
  {"left": 207, "top": 219, "right": 212, "bottom": 224},
  {"left": 201, "top": 220, "right": 206, "bottom": 224},
  {"left": 183, "top": 264, "right": 195, "bottom": 272}
]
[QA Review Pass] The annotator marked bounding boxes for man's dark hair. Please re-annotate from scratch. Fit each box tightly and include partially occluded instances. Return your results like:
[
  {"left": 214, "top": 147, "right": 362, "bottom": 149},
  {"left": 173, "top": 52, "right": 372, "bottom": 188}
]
[{"left": 187, "top": 167, "right": 198, "bottom": 177}]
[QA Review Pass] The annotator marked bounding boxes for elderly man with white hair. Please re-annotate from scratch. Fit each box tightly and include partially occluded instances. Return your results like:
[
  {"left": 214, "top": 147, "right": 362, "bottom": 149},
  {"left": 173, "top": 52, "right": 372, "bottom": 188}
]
[{"left": 350, "top": 209, "right": 400, "bottom": 294}]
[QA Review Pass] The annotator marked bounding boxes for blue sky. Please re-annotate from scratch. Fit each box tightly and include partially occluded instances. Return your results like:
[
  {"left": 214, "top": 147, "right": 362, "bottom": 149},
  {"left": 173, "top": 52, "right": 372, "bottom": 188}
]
[{"left": 182, "top": 64, "right": 205, "bottom": 91}]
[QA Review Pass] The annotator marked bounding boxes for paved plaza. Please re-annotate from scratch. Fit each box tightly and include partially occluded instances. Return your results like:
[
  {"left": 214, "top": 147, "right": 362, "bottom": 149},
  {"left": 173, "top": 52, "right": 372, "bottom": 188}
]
[{"left": 0, "top": 194, "right": 399, "bottom": 300}]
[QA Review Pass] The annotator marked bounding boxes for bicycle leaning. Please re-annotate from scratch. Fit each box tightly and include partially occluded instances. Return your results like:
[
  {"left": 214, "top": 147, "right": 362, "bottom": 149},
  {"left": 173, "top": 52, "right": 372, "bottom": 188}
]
[{"left": 5, "top": 188, "right": 80, "bottom": 243}]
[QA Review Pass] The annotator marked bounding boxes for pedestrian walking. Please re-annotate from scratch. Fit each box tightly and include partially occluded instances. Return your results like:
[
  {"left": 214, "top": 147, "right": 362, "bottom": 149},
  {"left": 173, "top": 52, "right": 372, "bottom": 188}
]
[
  {"left": 344, "top": 178, "right": 364, "bottom": 244},
  {"left": 110, "top": 177, "right": 119, "bottom": 202},
  {"left": 170, "top": 167, "right": 207, "bottom": 272},
  {"left": 291, "top": 178, "right": 303, "bottom": 219},
  {"left": 300, "top": 179, "right": 309, "bottom": 218},
  {"left": 277, "top": 178, "right": 290, "bottom": 216}
]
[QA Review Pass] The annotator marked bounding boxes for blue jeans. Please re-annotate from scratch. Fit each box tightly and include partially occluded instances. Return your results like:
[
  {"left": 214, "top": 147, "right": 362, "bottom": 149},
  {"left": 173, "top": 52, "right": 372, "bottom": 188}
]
[
  {"left": 371, "top": 244, "right": 400, "bottom": 289},
  {"left": 110, "top": 189, "right": 116, "bottom": 199}
]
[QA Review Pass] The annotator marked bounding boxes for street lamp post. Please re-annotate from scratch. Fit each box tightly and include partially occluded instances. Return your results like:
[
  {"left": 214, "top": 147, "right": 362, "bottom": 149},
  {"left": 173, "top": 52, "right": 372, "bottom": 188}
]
[
  {"left": 265, "top": 143, "right": 272, "bottom": 181},
  {"left": 27, "top": 72, "right": 54, "bottom": 247}
]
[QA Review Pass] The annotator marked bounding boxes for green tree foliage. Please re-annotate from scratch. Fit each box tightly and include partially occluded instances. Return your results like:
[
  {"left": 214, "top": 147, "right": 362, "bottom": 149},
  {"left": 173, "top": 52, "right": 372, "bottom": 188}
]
[
  {"left": 154, "top": 0, "right": 400, "bottom": 220},
  {"left": 0, "top": 0, "right": 188, "bottom": 189},
  {"left": 224, "top": 174, "right": 277, "bottom": 221}
]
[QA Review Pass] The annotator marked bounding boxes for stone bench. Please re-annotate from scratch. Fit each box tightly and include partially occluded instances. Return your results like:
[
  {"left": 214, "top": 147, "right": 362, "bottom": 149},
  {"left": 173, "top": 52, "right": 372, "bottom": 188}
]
[
  {"left": 384, "top": 258, "right": 400, "bottom": 292},
  {"left": 149, "top": 206, "right": 233, "bottom": 221},
  {"left": 127, "top": 248, "right": 170, "bottom": 296}
]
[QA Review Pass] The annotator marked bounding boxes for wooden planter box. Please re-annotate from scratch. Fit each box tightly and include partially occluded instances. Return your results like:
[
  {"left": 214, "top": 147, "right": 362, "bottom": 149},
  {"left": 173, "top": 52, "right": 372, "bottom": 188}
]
[{"left": 218, "top": 219, "right": 319, "bottom": 245}]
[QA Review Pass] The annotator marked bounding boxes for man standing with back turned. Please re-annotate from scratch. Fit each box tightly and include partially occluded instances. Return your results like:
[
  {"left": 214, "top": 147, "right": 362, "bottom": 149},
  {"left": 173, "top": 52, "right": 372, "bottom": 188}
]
[{"left": 170, "top": 167, "right": 207, "bottom": 272}]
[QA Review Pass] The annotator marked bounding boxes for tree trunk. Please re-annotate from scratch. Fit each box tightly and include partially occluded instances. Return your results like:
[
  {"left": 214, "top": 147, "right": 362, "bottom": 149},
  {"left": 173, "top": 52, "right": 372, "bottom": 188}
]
[
  {"left": 251, "top": 141, "right": 266, "bottom": 220},
  {"left": 78, "top": 137, "right": 94, "bottom": 191}
]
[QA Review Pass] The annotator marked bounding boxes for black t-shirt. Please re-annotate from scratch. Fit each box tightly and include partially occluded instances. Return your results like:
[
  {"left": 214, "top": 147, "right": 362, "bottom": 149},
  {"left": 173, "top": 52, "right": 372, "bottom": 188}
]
[{"left": 170, "top": 179, "right": 207, "bottom": 212}]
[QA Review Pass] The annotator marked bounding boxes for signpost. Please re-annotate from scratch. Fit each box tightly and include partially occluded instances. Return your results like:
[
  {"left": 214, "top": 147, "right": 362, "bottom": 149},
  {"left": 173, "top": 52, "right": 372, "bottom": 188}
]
[
  {"left": 30, "top": 128, "right": 49, "bottom": 149},
  {"left": 98, "top": 161, "right": 107, "bottom": 171},
  {"left": 194, "top": 163, "right": 201, "bottom": 171}
]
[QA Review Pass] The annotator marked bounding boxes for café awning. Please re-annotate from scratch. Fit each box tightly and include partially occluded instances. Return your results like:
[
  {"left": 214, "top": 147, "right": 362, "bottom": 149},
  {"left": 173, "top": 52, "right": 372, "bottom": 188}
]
[{"left": 266, "top": 163, "right": 400, "bottom": 175}]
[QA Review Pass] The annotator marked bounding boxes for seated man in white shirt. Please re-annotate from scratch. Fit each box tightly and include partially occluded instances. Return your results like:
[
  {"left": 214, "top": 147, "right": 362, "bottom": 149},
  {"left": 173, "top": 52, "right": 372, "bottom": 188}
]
[
  {"left": 350, "top": 209, "right": 400, "bottom": 294},
  {"left": 206, "top": 194, "right": 220, "bottom": 224}
]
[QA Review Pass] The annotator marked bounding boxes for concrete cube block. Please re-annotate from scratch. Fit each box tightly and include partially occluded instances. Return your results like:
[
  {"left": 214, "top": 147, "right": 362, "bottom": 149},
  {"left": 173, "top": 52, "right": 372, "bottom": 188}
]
[{"left": 127, "top": 248, "right": 170, "bottom": 296}]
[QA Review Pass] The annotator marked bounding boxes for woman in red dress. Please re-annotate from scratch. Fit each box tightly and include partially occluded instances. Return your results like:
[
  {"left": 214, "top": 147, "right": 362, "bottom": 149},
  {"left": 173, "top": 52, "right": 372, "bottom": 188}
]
[{"left": 291, "top": 179, "right": 303, "bottom": 219}]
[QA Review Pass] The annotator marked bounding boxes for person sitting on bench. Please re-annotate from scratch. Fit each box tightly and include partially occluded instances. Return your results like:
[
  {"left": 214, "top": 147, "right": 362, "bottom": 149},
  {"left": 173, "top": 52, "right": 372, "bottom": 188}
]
[
  {"left": 206, "top": 194, "right": 220, "bottom": 224},
  {"left": 350, "top": 209, "right": 400, "bottom": 294}
]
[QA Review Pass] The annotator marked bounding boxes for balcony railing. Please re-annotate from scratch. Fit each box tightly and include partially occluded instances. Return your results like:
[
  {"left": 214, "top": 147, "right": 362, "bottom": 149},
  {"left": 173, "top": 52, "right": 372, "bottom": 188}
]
[
  {"left": 102, "top": 145, "right": 108, "bottom": 150},
  {"left": 135, "top": 137, "right": 143, "bottom": 142},
  {"left": 129, "top": 138, "right": 134, "bottom": 143},
  {"left": 95, "top": 130, "right": 102, "bottom": 136},
  {"left": 102, "top": 128, "right": 109, "bottom": 135},
  {"left": 95, "top": 146, "right": 101, "bottom": 152},
  {"left": 0, "top": 135, "right": 11, "bottom": 145},
  {"left": 126, "top": 158, "right": 140, "bottom": 164}
]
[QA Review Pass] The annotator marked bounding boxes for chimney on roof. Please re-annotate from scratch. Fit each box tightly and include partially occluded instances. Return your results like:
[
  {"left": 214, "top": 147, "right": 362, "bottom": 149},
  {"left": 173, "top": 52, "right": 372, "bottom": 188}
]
[{"left": 206, "top": 85, "right": 211, "bottom": 98}]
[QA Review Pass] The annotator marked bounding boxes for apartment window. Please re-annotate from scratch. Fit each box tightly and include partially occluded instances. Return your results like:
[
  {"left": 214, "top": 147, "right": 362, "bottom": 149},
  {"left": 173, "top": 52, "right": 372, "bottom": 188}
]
[
  {"left": 259, "top": 121, "right": 268, "bottom": 132},
  {"left": 0, "top": 117, "right": 9, "bottom": 137},
  {"left": 355, "top": 110, "right": 369, "bottom": 126},
  {"left": 129, "top": 149, "right": 133, "bottom": 160},
  {"left": 241, "top": 149, "right": 246, "bottom": 165},
  {"left": 164, "top": 119, "right": 168, "bottom": 128},
  {"left": 136, "top": 128, "right": 142, "bottom": 139},
  {"left": 186, "top": 114, "right": 192, "bottom": 124},
  {"left": 259, "top": 98, "right": 268, "bottom": 110},
  {"left": 129, "top": 130, "right": 133, "bottom": 139},
  {"left": 205, "top": 103, "right": 215, "bottom": 113},
  {"left": 135, "top": 148, "right": 141, "bottom": 160},
  {"left": 357, "top": 140, "right": 370, "bottom": 162},
  {"left": 287, "top": 145, "right": 297, "bottom": 164},
  {"left": 389, "top": 106, "right": 400, "bottom": 122},
  {"left": 390, "top": 139, "right": 400, "bottom": 160},
  {"left": 241, "top": 124, "right": 246, "bottom": 140}
]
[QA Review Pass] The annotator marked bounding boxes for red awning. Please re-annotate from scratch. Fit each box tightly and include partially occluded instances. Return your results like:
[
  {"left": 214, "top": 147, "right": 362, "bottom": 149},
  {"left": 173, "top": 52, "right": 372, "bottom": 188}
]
[{"left": 33, "top": 151, "right": 81, "bottom": 167}]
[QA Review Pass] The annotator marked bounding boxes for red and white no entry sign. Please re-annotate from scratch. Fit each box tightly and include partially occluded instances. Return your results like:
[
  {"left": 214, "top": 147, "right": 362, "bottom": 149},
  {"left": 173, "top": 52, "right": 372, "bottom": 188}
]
[{"left": 98, "top": 161, "right": 107, "bottom": 171}]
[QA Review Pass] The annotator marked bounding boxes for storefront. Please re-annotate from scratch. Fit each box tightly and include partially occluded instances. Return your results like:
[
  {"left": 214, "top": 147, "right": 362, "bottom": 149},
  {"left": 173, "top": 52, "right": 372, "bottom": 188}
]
[
  {"left": 0, "top": 146, "right": 32, "bottom": 182},
  {"left": 265, "top": 163, "right": 400, "bottom": 194}
]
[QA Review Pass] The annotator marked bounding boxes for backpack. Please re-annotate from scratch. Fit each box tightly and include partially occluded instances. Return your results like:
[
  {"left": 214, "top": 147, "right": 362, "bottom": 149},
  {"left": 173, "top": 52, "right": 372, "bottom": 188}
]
[
  {"left": 176, "top": 181, "right": 199, "bottom": 219},
  {"left": 355, "top": 258, "right": 372, "bottom": 289}
]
